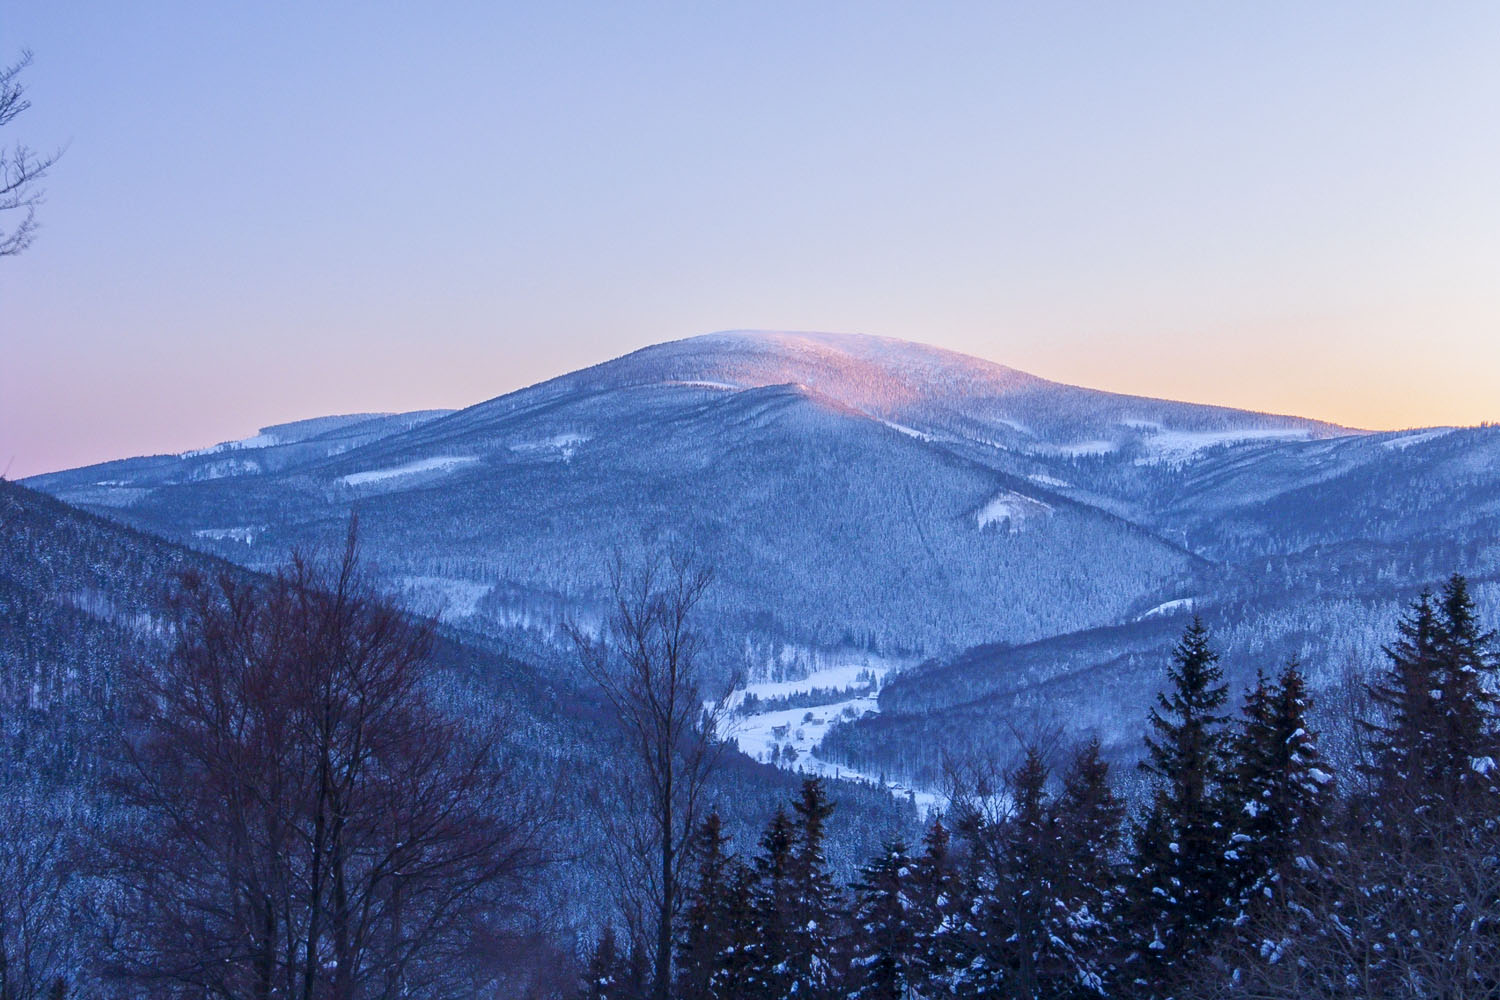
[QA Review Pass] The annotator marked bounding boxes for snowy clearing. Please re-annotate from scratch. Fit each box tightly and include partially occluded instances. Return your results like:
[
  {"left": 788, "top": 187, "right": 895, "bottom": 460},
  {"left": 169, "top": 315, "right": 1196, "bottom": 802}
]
[
  {"left": 879, "top": 419, "right": 934, "bottom": 442},
  {"left": 1036, "top": 439, "right": 1117, "bottom": 457},
  {"left": 975, "top": 490, "right": 1052, "bottom": 532},
  {"left": 665, "top": 380, "right": 740, "bottom": 391},
  {"left": 1140, "top": 597, "right": 1196, "bottom": 620},
  {"left": 1381, "top": 429, "right": 1454, "bottom": 451},
  {"left": 340, "top": 456, "right": 478, "bottom": 486},
  {"left": 723, "top": 654, "right": 939, "bottom": 812},
  {"left": 193, "top": 527, "right": 260, "bottom": 545},
  {"left": 1134, "top": 427, "right": 1312, "bottom": 465},
  {"left": 399, "top": 576, "right": 492, "bottom": 620},
  {"left": 509, "top": 433, "right": 589, "bottom": 460},
  {"left": 181, "top": 432, "right": 281, "bottom": 458}
]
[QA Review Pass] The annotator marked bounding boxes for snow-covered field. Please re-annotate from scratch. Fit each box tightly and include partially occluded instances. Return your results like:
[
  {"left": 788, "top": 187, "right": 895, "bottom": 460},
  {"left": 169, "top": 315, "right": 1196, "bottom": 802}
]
[{"left": 724, "top": 654, "right": 939, "bottom": 812}]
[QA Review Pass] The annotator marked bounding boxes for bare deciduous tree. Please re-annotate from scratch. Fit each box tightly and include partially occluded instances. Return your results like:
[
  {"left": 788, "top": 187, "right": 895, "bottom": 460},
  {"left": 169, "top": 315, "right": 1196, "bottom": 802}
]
[
  {"left": 0, "top": 807, "right": 72, "bottom": 1000},
  {"left": 1, "top": 51, "right": 61, "bottom": 258},
  {"left": 102, "top": 524, "right": 550, "bottom": 1000},
  {"left": 567, "top": 552, "right": 737, "bottom": 1000}
]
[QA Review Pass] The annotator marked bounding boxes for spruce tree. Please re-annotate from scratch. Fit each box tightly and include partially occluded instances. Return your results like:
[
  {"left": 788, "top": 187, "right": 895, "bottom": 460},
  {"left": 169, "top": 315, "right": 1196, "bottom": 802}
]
[
  {"left": 1432, "top": 574, "right": 1500, "bottom": 802},
  {"left": 746, "top": 807, "right": 797, "bottom": 1000},
  {"left": 676, "top": 812, "right": 736, "bottom": 1000},
  {"left": 909, "top": 818, "right": 966, "bottom": 998},
  {"left": 945, "top": 804, "right": 1008, "bottom": 998},
  {"left": 996, "top": 747, "right": 1061, "bottom": 1000},
  {"left": 1052, "top": 738, "right": 1124, "bottom": 998},
  {"left": 846, "top": 840, "right": 918, "bottom": 1000},
  {"left": 579, "top": 926, "right": 630, "bottom": 1000},
  {"left": 788, "top": 777, "right": 843, "bottom": 998},
  {"left": 710, "top": 857, "right": 759, "bottom": 999},
  {"left": 1225, "top": 662, "right": 1330, "bottom": 916},
  {"left": 1363, "top": 589, "right": 1445, "bottom": 808},
  {"left": 1129, "top": 617, "right": 1233, "bottom": 992}
]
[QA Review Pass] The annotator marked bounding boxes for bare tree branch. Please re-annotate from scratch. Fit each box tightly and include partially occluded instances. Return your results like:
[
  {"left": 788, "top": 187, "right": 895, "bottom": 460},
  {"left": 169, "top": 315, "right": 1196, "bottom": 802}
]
[{"left": 1, "top": 50, "right": 64, "bottom": 258}]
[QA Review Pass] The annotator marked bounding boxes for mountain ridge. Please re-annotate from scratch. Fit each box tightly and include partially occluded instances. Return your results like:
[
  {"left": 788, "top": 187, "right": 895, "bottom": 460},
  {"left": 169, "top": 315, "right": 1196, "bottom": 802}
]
[{"left": 21, "top": 329, "right": 1499, "bottom": 796}]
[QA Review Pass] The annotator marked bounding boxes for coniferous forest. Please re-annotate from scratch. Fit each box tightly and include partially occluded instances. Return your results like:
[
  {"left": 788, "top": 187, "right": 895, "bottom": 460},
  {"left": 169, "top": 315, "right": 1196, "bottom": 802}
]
[
  {"left": 583, "top": 575, "right": 1500, "bottom": 1000},
  {"left": 5, "top": 473, "right": 1500, "bottom": 999}
]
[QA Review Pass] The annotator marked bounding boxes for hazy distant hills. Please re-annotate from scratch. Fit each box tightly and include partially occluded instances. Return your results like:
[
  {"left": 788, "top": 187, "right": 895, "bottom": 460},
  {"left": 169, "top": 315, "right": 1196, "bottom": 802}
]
[{"left": 24, "top": 330, "right": 1500, "bottom": 788}]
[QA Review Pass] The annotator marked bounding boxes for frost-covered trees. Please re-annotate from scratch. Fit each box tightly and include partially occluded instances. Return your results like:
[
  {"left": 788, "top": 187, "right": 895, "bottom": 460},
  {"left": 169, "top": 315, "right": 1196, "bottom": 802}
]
[
  {"left": 676, "top": 813, "right": 756, "bottom": 1000},
  {"left": 1364, "top": 575, "right": 1500, "bottom": 815},
  {"left": 845, "top": 841, "right": 918, "bottom": 1000},
  {"left": 935, "top": 740, "right": 1126, "bottom": 1000},
  {"left": 1051, "top": 739, "right": 1125, "bottom": 998},
  {"left": 1222, "top": 662, "right": 1330, "bottom": 916},
  {"left": 1128, "top": 617, "right": 1234, "bottom": 990},
  {"left": 786, "top": 778, "right": 843, "bottom": 998},
  {"left": 0, "top": 807, "right": 74, "bottom": 1000}
]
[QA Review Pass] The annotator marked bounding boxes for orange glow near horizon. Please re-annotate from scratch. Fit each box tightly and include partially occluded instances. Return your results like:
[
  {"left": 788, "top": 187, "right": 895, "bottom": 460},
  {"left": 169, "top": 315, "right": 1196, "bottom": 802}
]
[{"left": 4, "top": 4, "right": 1499, "bottom": 477}]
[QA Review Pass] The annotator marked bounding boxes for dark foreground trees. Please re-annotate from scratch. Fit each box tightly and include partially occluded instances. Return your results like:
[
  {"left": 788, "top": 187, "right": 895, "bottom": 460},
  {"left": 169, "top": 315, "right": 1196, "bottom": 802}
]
[
  {"left": 101, "top": 525, "right": 549, "bottom": 999},
  {"left": 590, "top": 573, "right": 1498, "bottom": 1000},
  {"left": 0, "top": 806, "right": 73, "bottom": 1000}
]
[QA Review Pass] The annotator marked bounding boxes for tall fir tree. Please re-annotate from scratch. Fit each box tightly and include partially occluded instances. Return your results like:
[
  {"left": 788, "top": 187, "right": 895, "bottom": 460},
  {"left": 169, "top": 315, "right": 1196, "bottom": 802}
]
[
  {"left": 579, "top": 926, "right": 633, "bottom": 1000},
  {"left": 1052, "top": 738, "right": 1125, "bottom": 999},
  {"left": 1432, "top": 574, "right": 1500, "bottom": 801},
  {"left": 995, "top": 747, "right": 1064, "bottom": 1000},
  {"left": 1224, "top": 662, "right": 1331, "bottom": 917},
  {"left": 1129, "top": 617, "right": 1233, "bottom": 994},
  {"left": 676, "top": 812, "right": 737, "bottom": 1000},
  {"left": 711, "top": 857, "right": 759, "bottom": 998},
  {"left": 909, "top": 818, "right": 968, "bottom": 998},
  {"left": 946, "top": 802, "right": 1009, "bottom": 998},
  {"left": 745, "top": 807, "right": 798, "bottom": 1000},
  {"left": 845, "top": 840, "right": 918, "bottom": 1000},
  {"left": 787, "top": 777, "right": 843, "bottom": 998},
  {"left": 1362, "top": 589, "right": 1446, "bottom": 809}
]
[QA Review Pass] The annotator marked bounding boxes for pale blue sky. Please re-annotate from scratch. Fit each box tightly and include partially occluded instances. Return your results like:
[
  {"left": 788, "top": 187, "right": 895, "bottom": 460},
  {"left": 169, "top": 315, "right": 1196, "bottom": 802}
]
[{"left": 4, "top": 2, "right": 1498, "bottom": 477}]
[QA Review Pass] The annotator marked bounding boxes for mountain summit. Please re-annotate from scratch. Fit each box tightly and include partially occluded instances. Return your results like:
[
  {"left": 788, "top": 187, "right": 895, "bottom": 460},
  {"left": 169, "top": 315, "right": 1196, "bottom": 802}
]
[
  {"left": 455, "top": 330, "right": 1351, "bottom": 459},
  {"left": 22, "top": 328, "right": 1500, "bottom": 788}
]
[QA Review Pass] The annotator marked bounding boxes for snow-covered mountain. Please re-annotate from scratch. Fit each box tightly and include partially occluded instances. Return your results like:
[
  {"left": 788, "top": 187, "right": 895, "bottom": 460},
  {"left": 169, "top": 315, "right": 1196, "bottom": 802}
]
[{"left": 25, "top": 331, "right": 1500, "bottom": 791}]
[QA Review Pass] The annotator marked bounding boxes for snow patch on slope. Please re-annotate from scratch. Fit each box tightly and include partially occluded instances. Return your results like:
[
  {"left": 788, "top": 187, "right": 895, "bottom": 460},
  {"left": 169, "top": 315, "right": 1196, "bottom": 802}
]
[
  {"left": 1140, "top": 597, "right": 1196, "bottom": 620},
  {"left": 880, "top": 419, "right": 934, "bottom": 442},
  {"left": 1134, "top": 427, "right": 1314, "bottom": 465},
  {"left": 976, "top": 491, "right": 1053, "bottom": 532},
  {"left": 194, "top": 527, "right": 261, "bottom": 545},
  {"left": 1037, "top": 440, "right": 1117, "bottom": 457},
  {"left": 725, "top": 654, "right": 938, "bottom": 811},
  {"left": 400, "top": 576, "right": 492, "bottom": 620},
  {"left": 509, "top": 433, "right": 589, "bottom": 460},
  {"left": 1382, "top": 429, "right": 1454, "bottom": 451},
  {"left": 341, "top": 456, "right": 478, "bottom": 486}
]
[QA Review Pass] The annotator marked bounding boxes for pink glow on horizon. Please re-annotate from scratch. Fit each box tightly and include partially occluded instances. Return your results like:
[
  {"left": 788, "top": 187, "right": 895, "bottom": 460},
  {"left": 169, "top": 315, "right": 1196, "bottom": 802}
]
[{"left": 4, "top": 3, "right": 1499, "bottom": 477}]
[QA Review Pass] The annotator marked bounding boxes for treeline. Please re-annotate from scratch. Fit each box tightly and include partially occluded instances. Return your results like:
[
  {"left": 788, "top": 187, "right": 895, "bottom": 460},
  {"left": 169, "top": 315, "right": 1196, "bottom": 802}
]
[{"left": 583, "top": 573, "right": 1498, "bottom": 999}]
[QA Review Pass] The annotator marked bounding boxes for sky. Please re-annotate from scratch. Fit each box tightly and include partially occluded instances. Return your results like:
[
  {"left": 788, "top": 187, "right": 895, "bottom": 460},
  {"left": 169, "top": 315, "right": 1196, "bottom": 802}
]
[{"left": 3, "top": 2, "right": 1498, "bottom": 478}]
